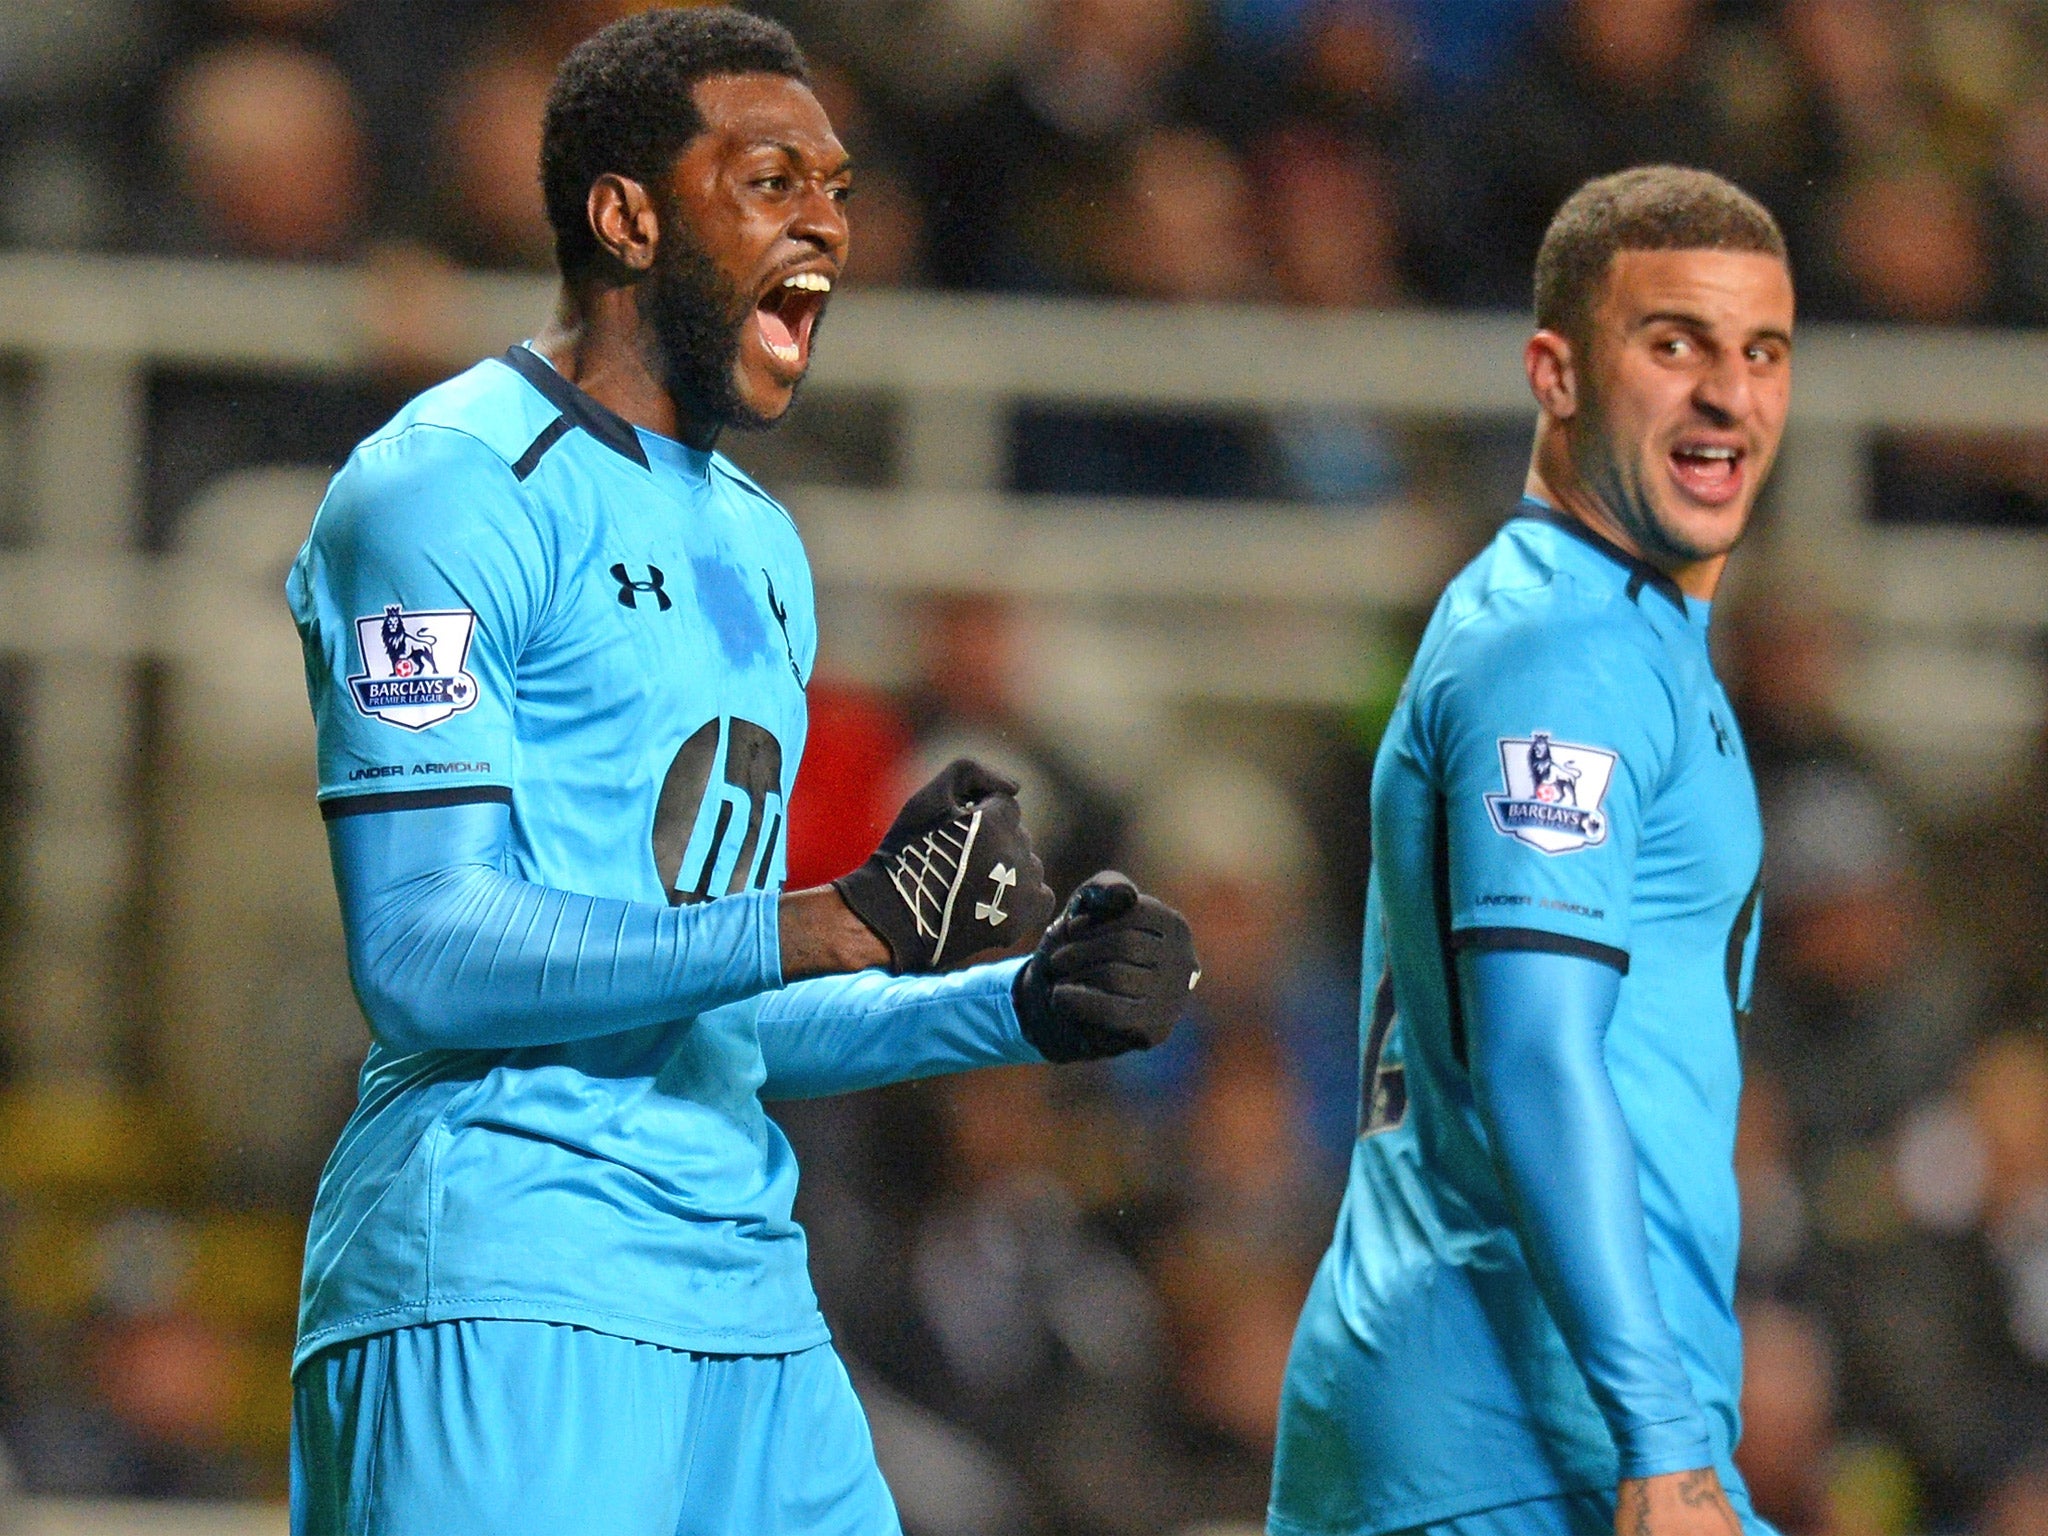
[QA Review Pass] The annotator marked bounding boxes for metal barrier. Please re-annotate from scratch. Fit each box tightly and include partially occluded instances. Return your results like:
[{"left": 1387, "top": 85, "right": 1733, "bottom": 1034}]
[{"left": 0, "top": 253, "right": 2043, "bottom": 1084}]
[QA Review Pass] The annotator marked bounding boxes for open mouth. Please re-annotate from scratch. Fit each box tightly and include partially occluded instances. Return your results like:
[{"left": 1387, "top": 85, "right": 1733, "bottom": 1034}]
[
  {"left": 752, "top": 271, "right": 831, "bottom": 373},
  {"left": 1668, "top": 440, "right": 1746, "bottom": 505}
]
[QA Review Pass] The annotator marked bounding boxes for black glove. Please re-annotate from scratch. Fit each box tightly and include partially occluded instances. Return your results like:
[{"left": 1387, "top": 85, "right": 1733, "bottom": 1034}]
[
  {"left": 1013, "top": 871, "right": 1200, "bottom": 1063},
  {"left": 834, "top": 759, "right": 1056, "bottom": 973}
]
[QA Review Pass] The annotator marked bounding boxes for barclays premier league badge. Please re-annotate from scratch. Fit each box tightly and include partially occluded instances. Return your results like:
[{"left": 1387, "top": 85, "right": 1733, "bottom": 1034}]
[
  {"left": 348, "top": 605, "right": 481, "bottom": 731},
  {"left": 1484, "top": 731, "right": 1619, "bottom": 854}
]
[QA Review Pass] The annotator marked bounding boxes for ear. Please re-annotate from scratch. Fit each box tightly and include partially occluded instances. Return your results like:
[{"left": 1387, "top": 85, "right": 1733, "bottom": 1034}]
[
  {"left": 1525, "top": 328, "right": 1579, "bottom": 421},
  {"left": 587, "top": 173, "right": 660, "bottom": 273}
]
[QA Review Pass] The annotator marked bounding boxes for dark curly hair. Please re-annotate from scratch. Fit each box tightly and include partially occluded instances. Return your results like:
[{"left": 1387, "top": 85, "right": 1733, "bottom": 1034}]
[
  {"left": 540, "top": 7, "right": 809, "bottom": 279},
  {"left": 1535, "top": 166, "right": 1787, "bottom": 348}
]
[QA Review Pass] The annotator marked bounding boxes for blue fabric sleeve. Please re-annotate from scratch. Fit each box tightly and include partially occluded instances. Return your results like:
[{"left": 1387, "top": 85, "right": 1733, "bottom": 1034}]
[
  {"left": 288, "top": 423, "right": 554, "bottom": 806},
  {"left": 331, "top": 800, "right": 781, "bottom": 1053},
  {"left": 1426, "top": 600, "right": 1678, "bottom": 963},
  {"left": 1460, "top": 946, "right": 1713, "bottom": 1480},
  {"left": 755, "top": 959, "right": 1042, "bottom": 1100}
]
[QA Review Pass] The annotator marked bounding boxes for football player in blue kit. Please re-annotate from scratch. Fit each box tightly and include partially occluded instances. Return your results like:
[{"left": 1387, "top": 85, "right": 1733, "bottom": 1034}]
[
  {"left": 1269, "top": 167, "right": 1794, "bottom": 1536},
  {"left": 283, "top": 10, "right": 1197, "bottom": 1535}
]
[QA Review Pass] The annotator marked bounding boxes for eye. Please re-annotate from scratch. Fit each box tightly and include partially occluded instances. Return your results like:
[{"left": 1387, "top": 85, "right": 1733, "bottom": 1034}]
[
  {"left": 1656, "top": 335, "right": 1693, "bottom": 359},
  {"left": 829, "top": 183, "right": 852, "bottom": 204},
  {"left": 755, "top": 174, "right": 791, "bottom": 193}
]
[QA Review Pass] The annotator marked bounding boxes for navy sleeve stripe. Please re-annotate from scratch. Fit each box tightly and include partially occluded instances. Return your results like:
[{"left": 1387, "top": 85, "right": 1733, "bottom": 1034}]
[
  {"left": 320, "top": 785, "right": 513, "bottom": 820},
  {"left": 1431, "top": 791, "right": 1469, "bottom": 1069},
  {"left": 1450, "top": 926, "right": 1631, "bottom": 974},
  {"left": 510, "top": 415, "right": 572, "bottom": 481}
]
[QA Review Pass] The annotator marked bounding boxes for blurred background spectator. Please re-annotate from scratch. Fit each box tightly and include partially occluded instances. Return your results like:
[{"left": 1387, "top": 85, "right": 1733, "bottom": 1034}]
[
  {"left": 160, "top": 40, "right": 369, "bottom": 262},
  {"left": 899, "top": 592, "right": 1127, "bottom": 898},
  {"left": 1116, "top": 757, "right": 1354, "bottom": 1210},
  {"left": 2, "top": 0, "right": 2048, "bottom": 1527}
]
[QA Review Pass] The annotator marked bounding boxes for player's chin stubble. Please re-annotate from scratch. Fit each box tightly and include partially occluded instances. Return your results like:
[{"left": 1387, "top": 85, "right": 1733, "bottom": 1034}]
[
  {"left": 1575, "top": 394, "right": 1740, "bottom": 569},
  {"left": 639, "top": 217, "right": 781, "bottom": 436}
]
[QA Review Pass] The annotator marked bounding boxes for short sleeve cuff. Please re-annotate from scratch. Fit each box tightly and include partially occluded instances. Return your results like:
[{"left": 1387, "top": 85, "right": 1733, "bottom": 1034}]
[
  {"left": 319, "top": 783, "right": 514, "bottom": 820},
  {"left": 1450, "top": 925, "right": 1629, "bottom": 974}
]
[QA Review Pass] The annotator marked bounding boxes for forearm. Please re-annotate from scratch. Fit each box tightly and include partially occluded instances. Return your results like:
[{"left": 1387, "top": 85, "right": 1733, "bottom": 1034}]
[
  {"left": 756, "top": 958, "right": 1039, "bottom": 1100},
  {"left": 335, "top": 803, "right": 781, "bottom": 1052},
  {"left": 777, "top": 884, "right": 890, "bottom": 980},
  {"left": 1461, "top": 948, "right": 1711, "bottom": 1478}
]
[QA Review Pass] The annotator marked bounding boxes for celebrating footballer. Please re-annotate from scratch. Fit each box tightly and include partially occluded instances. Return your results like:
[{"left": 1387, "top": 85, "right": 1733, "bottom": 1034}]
[
  {"left": 284, "top": 10, "right": 1197, "bottom": 1534},
  {"left": 1271, "top": 167, "right": 1793, "bottom": 1536}
]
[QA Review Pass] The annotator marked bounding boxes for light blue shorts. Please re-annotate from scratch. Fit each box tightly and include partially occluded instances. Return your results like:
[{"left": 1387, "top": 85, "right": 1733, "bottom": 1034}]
[{"left": 291, "top": 1321, "right": 901, "bottom": 1536}]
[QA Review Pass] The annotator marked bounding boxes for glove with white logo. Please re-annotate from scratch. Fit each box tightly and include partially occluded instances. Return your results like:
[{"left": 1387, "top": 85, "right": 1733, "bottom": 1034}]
[
  {"left": 834, "top": 759, "right": 1056, "bottom": 974},
  {"left": 1012, "top": 871, "right": 1199, "bottom": 1062}
]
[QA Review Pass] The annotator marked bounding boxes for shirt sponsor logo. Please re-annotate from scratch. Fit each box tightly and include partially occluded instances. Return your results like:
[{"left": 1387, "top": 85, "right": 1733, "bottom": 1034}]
[
  {"left": 347, "top": 605, "right": 481, "bottom": 731},
  {"left": 1484, "top": 731, "right": 1618, "bottom": 854}
]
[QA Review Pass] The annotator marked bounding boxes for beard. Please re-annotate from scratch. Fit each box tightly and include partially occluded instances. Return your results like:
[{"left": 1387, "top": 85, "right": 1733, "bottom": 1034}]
[{"left": 638, "top": 211, "right": 779, "bottom": 436}]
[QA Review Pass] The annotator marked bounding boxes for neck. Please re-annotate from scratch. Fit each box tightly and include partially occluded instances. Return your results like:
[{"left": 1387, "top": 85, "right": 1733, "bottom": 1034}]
[
  {"left": 1525, "top": 421, "right": 1726, "bottom": 601},
  {"left": 530, "top": 279, "right": 722, "bottom": 451}
]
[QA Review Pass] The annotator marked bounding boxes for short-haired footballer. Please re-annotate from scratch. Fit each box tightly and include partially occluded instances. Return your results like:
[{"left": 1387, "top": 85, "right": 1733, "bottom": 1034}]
[
  {"left": 1269, "top": 167, "right": 1791, "bottom": 1536},
  {"left": 284, "top": 10, "right": 1196, "bottom": 1534}
]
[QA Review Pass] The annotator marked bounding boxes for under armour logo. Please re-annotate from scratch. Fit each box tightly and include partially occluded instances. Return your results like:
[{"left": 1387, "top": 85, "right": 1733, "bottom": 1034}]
[
  {"left": 611, "top": 563, "right": 672, "bottom": 612},
  {"left": 975, "top": 862, "right": 1017, "bottom": 926}
]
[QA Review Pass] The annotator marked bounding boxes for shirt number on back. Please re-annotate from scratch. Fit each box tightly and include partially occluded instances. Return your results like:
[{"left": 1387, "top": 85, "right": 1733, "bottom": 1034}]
[{"left": 1360, "top": 967, "right": 1408, "bottom": 1138}]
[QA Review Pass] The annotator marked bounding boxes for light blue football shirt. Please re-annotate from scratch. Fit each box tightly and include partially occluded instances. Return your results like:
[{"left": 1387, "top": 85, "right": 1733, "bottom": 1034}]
[
  {"left": 285, "top": 346, "right": 837, "bottom": 1367},
  {"left": 1270, "top": 504, "right": 1765, "bottom": 1535}
]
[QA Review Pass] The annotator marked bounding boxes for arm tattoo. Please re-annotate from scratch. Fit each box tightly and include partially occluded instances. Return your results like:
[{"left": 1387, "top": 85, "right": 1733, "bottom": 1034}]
[
  {"left": 1621, "top": 1482, "right": 1653, "bottom": 1536},
  {"left": 1676, "top": 1469, "right": 1741, "bottom": 1535},
  {"left": 1676, "top": 1471, "right": 1718, "bottom": 1508}
]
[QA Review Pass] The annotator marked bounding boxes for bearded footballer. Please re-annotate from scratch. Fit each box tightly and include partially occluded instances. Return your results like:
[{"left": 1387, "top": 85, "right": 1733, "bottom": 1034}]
[
  {"left": 1270, "top": 167, "right": 1790, "bottom": 1536},
  {"left": 283, "top": 10, "right": 1197, "bottom": 1533}
]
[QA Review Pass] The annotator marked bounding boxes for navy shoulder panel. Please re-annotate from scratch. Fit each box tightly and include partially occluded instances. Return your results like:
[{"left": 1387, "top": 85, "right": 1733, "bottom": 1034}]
[{"left": 496, "top": 345, "right": 650, "bottom": 476}]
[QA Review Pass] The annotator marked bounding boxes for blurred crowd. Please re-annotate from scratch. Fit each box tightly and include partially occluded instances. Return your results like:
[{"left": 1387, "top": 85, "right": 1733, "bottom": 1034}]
[
  {"left": 775, "top": 594, "right": 1364, "bottom": 1534},
  {"left": 9, "top": 0, "right": 2048, "bottom": 518},
  {"left": 1, "top": 0, "right": 2048, "bottom": 1532},
  {"left": 6, "top": 0, "right": 2048, "bottom": 326},
  {"left": 1702, "top": 599, "right": 2048, "bottom": 1536}
]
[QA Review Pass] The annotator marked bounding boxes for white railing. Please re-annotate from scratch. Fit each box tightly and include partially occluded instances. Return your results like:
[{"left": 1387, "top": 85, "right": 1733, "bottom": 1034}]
[
  {"left": 0, "top": 254, "right": 2043, "bottom": 1083},
  {"left": 15, "top": 1498, "right": 285, "bottom": 1536},
  {"left": 5, "top": 253, "right": 2045, "bottom": 631}
]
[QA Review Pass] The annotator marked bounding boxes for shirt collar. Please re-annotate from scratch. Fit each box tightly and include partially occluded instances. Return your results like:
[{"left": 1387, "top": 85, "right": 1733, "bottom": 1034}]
[
  {"left": 502, "top": 344, "right": 714, "bottom": 482},
  {"left": 1513, "top": 496, "right": 1690, "bottom": 617}
]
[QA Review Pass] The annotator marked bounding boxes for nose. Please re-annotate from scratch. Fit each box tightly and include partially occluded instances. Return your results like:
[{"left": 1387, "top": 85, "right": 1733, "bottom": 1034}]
[
  {"left": 789, "top": 180, "right": 848, "bottom": 263},
  {"left": 1692, "top": 348, "right": 1752, "bottom": 428}
]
